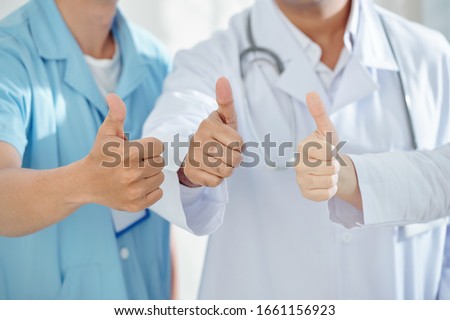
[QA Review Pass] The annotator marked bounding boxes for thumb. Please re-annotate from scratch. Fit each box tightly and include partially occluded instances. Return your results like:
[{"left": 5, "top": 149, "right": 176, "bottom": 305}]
[
  {"left": 98, "top": 94, "right": 127, "bottom": 139},
  {"left": 306, "top": 92, "right": 337, "bottom": 138},
  {"left": 216, "top": 77, "right": 237, "bottom": 130}
]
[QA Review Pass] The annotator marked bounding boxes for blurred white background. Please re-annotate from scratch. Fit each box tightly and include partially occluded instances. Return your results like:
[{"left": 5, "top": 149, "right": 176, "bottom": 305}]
[{"left": 0, "top": 0, "right": 449, "bottom": 299}]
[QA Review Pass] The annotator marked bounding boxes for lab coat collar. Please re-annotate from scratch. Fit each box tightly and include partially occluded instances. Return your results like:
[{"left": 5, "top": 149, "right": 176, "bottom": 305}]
[
  {"left": 249, "top": 0, "right": 331, "bottom": 106},
  {"left": 30, "top": 0, "right": 147, "bottom": 117},
  {"left": 357, "top": 0, "right": 399, "bottom": 71},
  {"left": 330, "top": 0, "right": 400, "bottom": 111},
  {"left": 250, "top": 0, "right": 398, "bottom": 108}
]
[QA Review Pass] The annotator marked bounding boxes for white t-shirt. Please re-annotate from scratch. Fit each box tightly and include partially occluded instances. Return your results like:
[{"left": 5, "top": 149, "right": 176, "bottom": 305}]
[
  {"left": 85, "top": 42, "right": 147, "bottom": 234},
  {"left": 85, "top": 42, "right": 121, "bottom": 97}
]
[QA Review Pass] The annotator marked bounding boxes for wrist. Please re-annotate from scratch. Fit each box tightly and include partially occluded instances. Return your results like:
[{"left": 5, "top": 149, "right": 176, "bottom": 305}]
[
  {"left": 178, "top": 166, "right": 201, "bottom": 188},
  {"left": 67, "top": 156, "right": 97, "bottom": 206},
  {"left": 336, "top": 155, "right": 363, "bottom": 210}
]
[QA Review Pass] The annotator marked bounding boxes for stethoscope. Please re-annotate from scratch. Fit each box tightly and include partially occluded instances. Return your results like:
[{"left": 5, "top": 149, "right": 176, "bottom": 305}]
[{"left": 239, "top": 13, "right": 418, "bottom": 169}]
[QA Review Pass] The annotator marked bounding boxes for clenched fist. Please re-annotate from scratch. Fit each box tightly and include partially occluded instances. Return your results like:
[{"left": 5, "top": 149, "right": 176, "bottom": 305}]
[
  {"left": 295, "top": 92, "right": 341, "bottom": 202},
  {"left": 181, "top": 77, "right": 243, "bottom": 188},
  {"left": 82, "top": 94, "right": 165, "bottom": 212}
]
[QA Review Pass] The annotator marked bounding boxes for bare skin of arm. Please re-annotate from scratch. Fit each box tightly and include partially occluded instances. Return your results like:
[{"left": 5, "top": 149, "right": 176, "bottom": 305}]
[
  {"left": 0, "top": 95, "right": 165, "bottom": 237},
  {"left": 0, "top": 0, "right": 167, "bottom": 237},
  {"left": 0, "top": 142, "right": 89, "bottom": 237}
]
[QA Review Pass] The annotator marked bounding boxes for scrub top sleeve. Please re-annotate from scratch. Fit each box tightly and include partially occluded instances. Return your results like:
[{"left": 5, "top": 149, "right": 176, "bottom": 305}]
[{"left": 0, "top": 51, "right": 31, "bottom": 158}]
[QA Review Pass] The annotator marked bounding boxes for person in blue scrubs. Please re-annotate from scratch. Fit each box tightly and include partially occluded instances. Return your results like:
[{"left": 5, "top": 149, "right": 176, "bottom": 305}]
[{"left": 0, "top": 0, "right": 171, "bottom": 299}]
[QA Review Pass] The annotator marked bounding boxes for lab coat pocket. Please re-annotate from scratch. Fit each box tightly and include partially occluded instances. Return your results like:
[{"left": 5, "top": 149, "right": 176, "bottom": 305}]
[
  {"left": 398, "top": 218, "right": 448, "bottom": 240},
  {"left": 56, "top": 265, "right": 101, "bottom": 300}
]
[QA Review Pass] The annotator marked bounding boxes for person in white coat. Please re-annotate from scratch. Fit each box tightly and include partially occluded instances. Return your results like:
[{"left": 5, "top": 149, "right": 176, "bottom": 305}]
[
  {"left": 300, "top": 134, "right": 450, "bottom": 227},
  {"left": 297, "top": 95, "right": 450, "bottom": 298},
  {"left": 144, "top": 0, "right": 450, "bottom": 299}
]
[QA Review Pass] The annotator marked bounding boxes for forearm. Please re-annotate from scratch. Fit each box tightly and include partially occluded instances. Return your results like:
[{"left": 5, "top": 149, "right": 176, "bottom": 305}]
[
  {"left": 0, "top": 159, "right": 89, "bottom": 237},
  {"left": 349, "top": 147, "right": 450, "bottom": 226},
  {"left": 336, "top": 155, "right": 363, "bottom": 211}
]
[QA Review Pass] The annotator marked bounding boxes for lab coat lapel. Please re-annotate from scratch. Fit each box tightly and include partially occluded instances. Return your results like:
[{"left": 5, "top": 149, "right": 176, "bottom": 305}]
[
  {"left": 330, "top": 57, "right": 378, "bottom": 113},
  {"left": 251, "top": 0, "right": 330, "bottom": 108},
  {"left": 331, "top": 0, "right": 399, "bottom": 113},
  {"left": 275, "top": 55, "right": 331, "bottom": 108}
]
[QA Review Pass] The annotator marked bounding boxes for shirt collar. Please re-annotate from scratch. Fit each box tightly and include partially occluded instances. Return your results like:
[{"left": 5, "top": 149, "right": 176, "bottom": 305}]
[
  {"left": 29, "top": 0, "right": 75, "bottom": 60},
  {"left": 272, "top": 0, "right": 360, "bottom": 66},
  {"left": 28, "top": 0, "right": 149, "bottom": 114},
  {"left": 253, "top": 0, "right": 397, "bottom": 71}
]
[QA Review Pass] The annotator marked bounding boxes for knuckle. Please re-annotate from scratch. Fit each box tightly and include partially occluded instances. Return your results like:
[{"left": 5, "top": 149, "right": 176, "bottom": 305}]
[
  {"left": 126, "top": 202, "right": 142, "bottom": 213},
  {"left": 151, "top": 137, "right": 163, "bottom": 148},
  {"left": 215, "top": 164, "right": 225, "bottom": 177},
  {"left": 302, "top": 174, "right": 313, "bottom": 185},
  {"left": 232, "top": 152, "right": 242, "bottom": 167},
  {"left": 239, "top": 135, "right": 244, "bottom": 145},
  {"left": 315, "top": 191, "right": 328, "bottom": 202},
  {"left": 332, "top": 174, "right": 339, "bottom": 185},
  {"left": 296, "top": 161, "right": 307, "bottom": 173},
  {"left": 326, "top": 187, "right": 337, "bottom": 199},
  {"left": 324, "top": 176, "right": 335, "bottom": 188},
  {"left": 334, "top": 160, "right": 342, "bottom": 173},
  {"left": 204, "top": 176, "right": 222, "bottom": 188},
  {"left": 148, "top": 188, "right": 163, "bottom": 204},
  {"left": 184, "top": 168, "right": 200, "bottom": 185},
  {"left": 155, "top": 171, "right": 165, "bottom": 186},
  {"left": 221, "top": 166, "right": 234, "bottom": 178},
  {"left": 297, "top": 182, "right": 307, "bottom": 195},
  {"left": 143, "top": 166, "right": 156, "bottom": 178},
  {"left": 127, "top": 187, "right": 142, "bottom": 201},
  {"left": 151, "top": 156, "right": 165, "bottom": 169},
  {"left": 121, "top": 170, "right": 136, "bottom": 184},
  {"left": 198, "top": 119, "right": 212, "bottom": 133},
  {"left": 153, "top": 188, "right": 164, "bottom": 202},
  {"left": 308, "top": 192, "right": 321, "bottom": 202},
  {"left": 235, "top": 135, "right": 244, "bottom": 148},
  {"left": 183, "top": 165, "right": 194, "bottom": 179}
]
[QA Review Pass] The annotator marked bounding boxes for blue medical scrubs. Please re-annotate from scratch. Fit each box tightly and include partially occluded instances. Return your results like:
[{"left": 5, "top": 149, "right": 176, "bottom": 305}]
[{"left": 0, "top": 0, "right": 171, "bottom": 299}]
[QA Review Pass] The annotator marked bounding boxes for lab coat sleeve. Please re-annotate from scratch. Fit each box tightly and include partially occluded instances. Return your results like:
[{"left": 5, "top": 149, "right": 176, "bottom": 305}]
[
  {"left": 142, "top": 35, "right": 235, "bottom": 235},
  {"left": 352, "top": 146, "right": 450, "bottom": 226},
  {"left": 329, "top": 33, "right": 450, "bottom": 229},
  {"left": 0, "top": 50, "right": 31, "bottom": 158}
]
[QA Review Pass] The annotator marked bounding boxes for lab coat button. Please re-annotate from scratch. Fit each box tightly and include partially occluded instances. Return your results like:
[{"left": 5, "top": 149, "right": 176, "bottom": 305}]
[
  {"left": 341, "top": 233, "right": 353, "bottom": 245},
  {"left": 120, "top": 247, "right": 130, "bottom": 260}
]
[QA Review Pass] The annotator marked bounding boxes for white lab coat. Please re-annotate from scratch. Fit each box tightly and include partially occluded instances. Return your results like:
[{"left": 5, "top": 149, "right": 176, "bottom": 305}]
[
  {"left": 348, "top": 145, "right": 450, "bottom": 299},
  {"left": 145, "top": 0, "right": 450, "bottom": 299},
  {"left": 350, "top": 145, "right": 450, "bottom": 227}
]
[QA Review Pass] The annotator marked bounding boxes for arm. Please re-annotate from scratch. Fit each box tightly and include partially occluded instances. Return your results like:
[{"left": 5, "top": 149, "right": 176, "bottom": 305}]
[
  {"left": 0, "top": 95, "right": 165, "bottom": 237},
  {"left": 347, "top": 145, "right": 450, "bottom": 226},
  {"left": 0, "top": 142, "right": 88, "bottom": 237},
  {"left": 143, "top": 38, "right": 239, "bottom": 235},
  {"left": 295, "top": 93, "right": 450, "bottom": 227}
]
